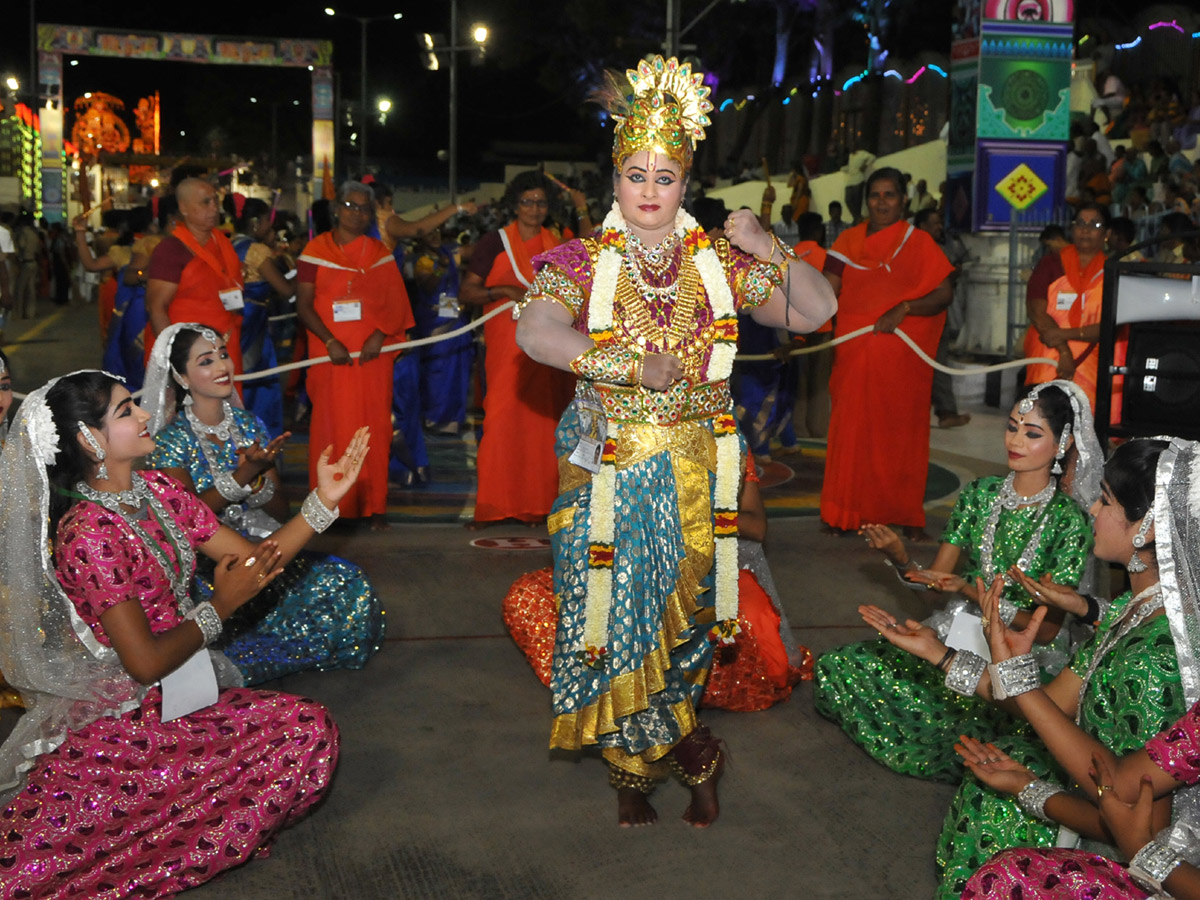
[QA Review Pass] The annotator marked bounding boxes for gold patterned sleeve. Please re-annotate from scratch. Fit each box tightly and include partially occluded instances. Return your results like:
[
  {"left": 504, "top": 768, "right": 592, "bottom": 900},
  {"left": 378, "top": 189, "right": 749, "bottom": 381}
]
[
  {"left": 520, "top": 263, "right": 586, "bottom": 320},
  {"left": 716, "top": 239, "right": 782, "bottom": 312}
]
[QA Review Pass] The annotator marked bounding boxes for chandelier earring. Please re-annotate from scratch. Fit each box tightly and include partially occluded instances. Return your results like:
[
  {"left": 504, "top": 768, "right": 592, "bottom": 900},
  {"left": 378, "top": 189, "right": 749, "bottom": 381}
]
[
  {"left": 1052, "top": 423, "right": 1072, "bottom": 476},
  {"left": 77, "top": 421, "right": 108, "bottom": 481},
  {"left": 1128, "top": 509, "right": 1154, "bottom": 573},
  {"left": 172, "top": 369, "right": 193, "bottom": 407}
]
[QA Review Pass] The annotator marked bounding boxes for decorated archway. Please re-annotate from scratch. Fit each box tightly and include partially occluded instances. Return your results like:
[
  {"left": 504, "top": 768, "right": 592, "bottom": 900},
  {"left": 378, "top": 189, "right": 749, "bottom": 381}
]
[{"left": 36, "top": 24, "right": 335, "bottom": 221}]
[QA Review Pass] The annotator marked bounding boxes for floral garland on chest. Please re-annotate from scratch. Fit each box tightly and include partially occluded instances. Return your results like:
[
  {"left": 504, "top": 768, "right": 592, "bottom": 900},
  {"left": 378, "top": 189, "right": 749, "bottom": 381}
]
[{"left": 577, "top": 202, "right": 742, "bottom": 667}]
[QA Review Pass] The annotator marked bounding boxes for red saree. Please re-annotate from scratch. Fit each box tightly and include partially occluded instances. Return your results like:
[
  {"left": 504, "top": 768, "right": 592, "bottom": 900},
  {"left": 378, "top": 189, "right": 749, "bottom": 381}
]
[
  {"left": 819, "top": 221, "right": 954, "bottom": 530},
  {"left": 299, "top": 233, "right": 414, "bottom": 518},
  {"left": 476, "top": 224, "right": 575, "bottom": 523}
]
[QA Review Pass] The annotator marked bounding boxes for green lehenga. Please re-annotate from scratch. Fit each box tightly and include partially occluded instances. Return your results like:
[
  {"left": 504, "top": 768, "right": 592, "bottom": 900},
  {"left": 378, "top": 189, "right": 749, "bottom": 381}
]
[
  {"left": 934, "top": 591, "right": 1183, "bottom": 900},
  {"left": 813, "top": 476, "right": 1092, "bottom": 782}
]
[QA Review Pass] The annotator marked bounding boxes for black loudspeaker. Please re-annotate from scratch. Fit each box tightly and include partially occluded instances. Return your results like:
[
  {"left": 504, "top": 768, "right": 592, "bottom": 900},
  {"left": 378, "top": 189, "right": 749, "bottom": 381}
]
[{"left": 1121, "top": 322, "right": 1200, "bottom": 438}]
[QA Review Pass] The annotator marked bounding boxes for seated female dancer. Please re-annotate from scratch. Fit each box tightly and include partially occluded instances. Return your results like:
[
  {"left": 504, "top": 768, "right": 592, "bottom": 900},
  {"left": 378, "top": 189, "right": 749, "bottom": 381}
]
[
  {"left": 0, "top": 370, "right": 369, "bottom": 898},
  {"left": 815, "top": 381, "right": 1099, "bottom": 782},
  {"left": 863, "top": 439, "right": 1190, "bottom": 899},
  {"left": 951, "top": 436, "right": 1200, "bottom": 900},
  {"left": 143, "top": 323, "right": 384, "bottom": 684},
  {"left": 501, "top": 452, "right": 810, "bottom": 709},
  {"left": 0, "top": 348, "right": 22, "bottom": 710}
]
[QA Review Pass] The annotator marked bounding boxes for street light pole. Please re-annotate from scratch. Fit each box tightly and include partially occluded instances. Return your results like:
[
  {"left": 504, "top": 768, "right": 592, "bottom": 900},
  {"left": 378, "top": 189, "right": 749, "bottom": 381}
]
[
  {"left": 359, "top": 17, "right": 368, "bottom": 176},
  {"left": 325, "top": 9, "right": 402, "bottom": 178},
  {"left": 449, "top": 0, "right": 458, "bottom": 202}
]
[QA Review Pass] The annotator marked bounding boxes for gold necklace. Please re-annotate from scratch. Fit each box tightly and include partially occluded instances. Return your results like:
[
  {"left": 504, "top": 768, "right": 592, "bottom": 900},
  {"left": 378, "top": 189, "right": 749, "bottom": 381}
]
[{"left": 615, "top": 248, "right": 702, "bottom": 353}]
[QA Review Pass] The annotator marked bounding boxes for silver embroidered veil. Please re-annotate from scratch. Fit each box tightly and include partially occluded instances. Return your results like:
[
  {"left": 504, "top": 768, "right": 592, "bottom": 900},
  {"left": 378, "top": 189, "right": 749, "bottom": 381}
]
[
  {"left": 0, "top": 375, "right": 143, "bottom": 801},
  {"left": 0, "top": 372, "right": 241, "bottom": 803},
  {"left": 142, "top": 322, "right": 245, "bottom": 437},
  {"left": 1152, "top": 438, "right": 1200, "bottom": 862}
]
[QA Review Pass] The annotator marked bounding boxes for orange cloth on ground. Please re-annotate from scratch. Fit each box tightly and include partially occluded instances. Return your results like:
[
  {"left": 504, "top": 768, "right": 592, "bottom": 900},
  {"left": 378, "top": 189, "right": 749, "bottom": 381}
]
[
  {"left": 146, "top": 226, "right": 246, "bottom": 372},
  {"left": 794, "top": 240, "right": 831, "bottom": 334},
  {"left": 1024, "top": 245, "right": 1125, "bottom": 418},
  {"left": 476, "top": 223, "right": 575, "bottom": 523},
  {"left": 300, "top": 232, "right": 414, "bottom": 518},
  {"left": 819, "top": 221, "right": 954, "bottom": 531},
  {"left": 501, "top": 563, "right": 813, "bottom": 708}
]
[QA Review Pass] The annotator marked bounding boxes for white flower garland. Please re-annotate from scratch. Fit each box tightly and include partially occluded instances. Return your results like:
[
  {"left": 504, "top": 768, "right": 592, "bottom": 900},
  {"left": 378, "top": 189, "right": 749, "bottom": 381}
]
[
  {"left": 28, "top": 402, "right": 61, "bottom": 467},
  {"left": 578, "top": 203, "right": 741, "bottom": 659}
]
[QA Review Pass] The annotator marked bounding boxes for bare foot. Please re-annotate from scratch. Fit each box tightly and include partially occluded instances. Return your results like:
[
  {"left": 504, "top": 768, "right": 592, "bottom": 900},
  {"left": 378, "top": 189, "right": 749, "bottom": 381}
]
[
  {"left": 617, "top": 789, "right": 657, "bottom": 827},
  {"left": 370, "top": 514, "right": 392, "bottom": 532},
  {"left": 681, "top": 757, "right": 724, "bottom": 828}
]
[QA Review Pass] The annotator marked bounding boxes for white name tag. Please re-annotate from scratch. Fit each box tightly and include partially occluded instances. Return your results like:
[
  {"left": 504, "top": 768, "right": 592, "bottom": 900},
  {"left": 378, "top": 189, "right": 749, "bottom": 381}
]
[
  {"left": 945, "top": 608, "right": 992, "bottom": 662},
  {"left": 436, "top": 292, "right": 460, "bottom": 319},
  {"left": 1055, "top": 291, "right": 1078, "bottom": 311},
  {"left": 219, "top": 287, "right": 244, "bottom": 311},
  {"left": 160, "top": 648, "right": 219, "bottom": 722},
  {"left": 568, "top": 389, "right": 608, "bottom": 474},
  {"left": 333, "top": 301, "right": 362, "bottom": 322}
]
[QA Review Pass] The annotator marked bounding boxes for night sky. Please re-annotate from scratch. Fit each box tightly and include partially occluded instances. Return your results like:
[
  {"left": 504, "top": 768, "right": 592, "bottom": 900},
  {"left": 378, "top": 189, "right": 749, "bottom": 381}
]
[{"left": 0, "top": 1, "right": 1133, "bottom": 184}]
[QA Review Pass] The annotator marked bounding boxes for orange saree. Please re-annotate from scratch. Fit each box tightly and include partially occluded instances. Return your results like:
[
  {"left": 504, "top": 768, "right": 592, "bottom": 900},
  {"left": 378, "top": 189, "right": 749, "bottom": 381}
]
[
  {"left": 299, "top": 233, "right": 414, "bottom": 518},
  {"left": 476, "top": 223, "right": 575, "bottom": 523},
  {"left": 819, "top": 222, "right": 954, "bottom": 530},
  {"left": 1023, "top": 245, "right": 1124, "bottom": 416}
]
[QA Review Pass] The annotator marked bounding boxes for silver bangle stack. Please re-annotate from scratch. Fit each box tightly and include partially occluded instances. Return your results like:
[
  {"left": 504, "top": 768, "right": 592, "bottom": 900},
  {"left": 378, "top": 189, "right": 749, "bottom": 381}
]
[
  {"left": 988, "top": 653, "right": 1041, "bottom": 701},
  {"left": 1128, "top": 839, "right": 1184, "bottom": 893},
  {"left": 301, "top": 490, "right": 339, "bottom": 533},
  {"left": 213, "top": 471, "right": 252, "bottom": 503},
  {"left": 185, "top": 600, "right": 223, "bottom": 646},
  {"left": 1016, "top": 779, "right": 1063, "bottom": 823},
  {"left": 246, "top": 476, "right": 276, "bottom": 509},
  {"left": 997, "top": 598, "right": 1019, "bottom": 626},
  {"left": 945, "top": 650, "right": 988, "bottom": 696}
]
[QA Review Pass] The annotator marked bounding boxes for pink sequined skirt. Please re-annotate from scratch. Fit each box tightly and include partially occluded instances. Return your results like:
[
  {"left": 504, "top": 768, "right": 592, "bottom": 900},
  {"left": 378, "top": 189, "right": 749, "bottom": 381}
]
[
  {"left": 962, "top": 847, "right": 1151, "bottom": 900},
  {"left": 1, "top": 687, "right": 338, "bottom": 900}
]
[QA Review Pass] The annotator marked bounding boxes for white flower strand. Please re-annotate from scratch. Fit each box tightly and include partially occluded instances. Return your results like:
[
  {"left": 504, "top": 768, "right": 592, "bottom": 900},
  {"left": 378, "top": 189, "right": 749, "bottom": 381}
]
[
  {"left": 582, "top": 422, "right": 619, "bottom": 651},
  {"left": 578, "top": 203, "right": 741, "bottom": 654}
]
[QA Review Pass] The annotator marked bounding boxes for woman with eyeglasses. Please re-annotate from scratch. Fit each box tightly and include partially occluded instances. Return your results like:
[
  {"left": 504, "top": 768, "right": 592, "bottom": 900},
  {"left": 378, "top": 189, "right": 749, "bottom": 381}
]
[
  {"left": 458, "top": 171, "right": 575, "bottom": 527},
  {"left": 295, "top": 180, "right": 415, "bottom": 529},
  {"left": 1023, "top": 202, "right": 1123, "bottom": 413}
]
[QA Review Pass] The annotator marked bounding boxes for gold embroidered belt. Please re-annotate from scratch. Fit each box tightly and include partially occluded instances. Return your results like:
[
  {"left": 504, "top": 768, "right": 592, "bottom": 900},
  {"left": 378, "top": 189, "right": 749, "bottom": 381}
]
[{"left": 591, "top": 378, "right": 732, "bottom": 427}]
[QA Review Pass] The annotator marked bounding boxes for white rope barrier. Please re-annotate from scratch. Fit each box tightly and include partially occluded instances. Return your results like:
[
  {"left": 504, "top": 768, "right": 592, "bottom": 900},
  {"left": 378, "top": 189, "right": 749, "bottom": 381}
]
[
  {"left": 735, "top": 324, "right": 1057, "bottom": 375},
  {"left": 9, "top": 303, "right": 1055, "bottom": 399}
]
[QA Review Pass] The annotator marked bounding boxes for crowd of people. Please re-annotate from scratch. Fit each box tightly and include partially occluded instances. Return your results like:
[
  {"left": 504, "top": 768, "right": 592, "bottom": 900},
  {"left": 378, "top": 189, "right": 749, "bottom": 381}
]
[{"left": 1, "top": 52, "right": 1200, "bottom": 900}]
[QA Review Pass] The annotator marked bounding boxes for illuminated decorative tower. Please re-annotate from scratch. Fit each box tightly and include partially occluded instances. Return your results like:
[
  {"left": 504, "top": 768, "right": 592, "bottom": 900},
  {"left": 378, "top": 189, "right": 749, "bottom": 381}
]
[{"left": 945, "top": 0, "right": 1074, "bottom": 231}]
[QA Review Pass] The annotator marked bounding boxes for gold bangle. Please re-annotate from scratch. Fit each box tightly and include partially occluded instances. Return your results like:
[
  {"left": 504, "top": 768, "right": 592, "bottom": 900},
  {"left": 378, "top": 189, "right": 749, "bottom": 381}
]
[
  {"left": 635, "top": 353, "right": 645, "bottom": 387},
  {"left": 324, "top": 336, "right": 337, "bottom": 347}
]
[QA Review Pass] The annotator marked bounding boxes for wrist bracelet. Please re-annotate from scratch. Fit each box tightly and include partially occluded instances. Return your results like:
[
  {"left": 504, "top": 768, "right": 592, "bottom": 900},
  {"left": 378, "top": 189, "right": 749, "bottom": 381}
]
[
  {"left": 1016, "top": 779, "right": 1064, "bottom": 823},
  {"left": 185, "top": 601, "right": 223, "bottom": 646},
  {"left": 301, "top": 489, "right": 339, "bottom": 533},
  {"left": 570, "top": 344, "right": 642, "bottom": 386},
  {"left": 997, "top": 598, "right": 1019, "bottom": 626},
  {"left": 246, "top": 474, "right": 276, "bottom": 509},
  {"left": 1128, "top": 839, "right": 1184, "bottom": 893},
  {"left": 988, "top": 653, "right": 1040, "bottom": 701},
  {"left": 945, "top": 649, "right": 987, "bottom": 696},
  {"left": 936, "top": 647, "right": 957, "bottom": 672},
  {"left": 324, "top": 336, "right": 338, "bottom": 347},
  {"left": 213, "top": 471, "right": 252, "bottom": 502}
]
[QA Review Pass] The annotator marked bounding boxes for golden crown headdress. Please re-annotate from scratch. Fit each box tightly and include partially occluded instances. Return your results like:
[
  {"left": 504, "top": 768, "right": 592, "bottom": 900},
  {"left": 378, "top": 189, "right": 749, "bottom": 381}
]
[{"left": 594, "top": 56, "right": 713, "bottom": 172}]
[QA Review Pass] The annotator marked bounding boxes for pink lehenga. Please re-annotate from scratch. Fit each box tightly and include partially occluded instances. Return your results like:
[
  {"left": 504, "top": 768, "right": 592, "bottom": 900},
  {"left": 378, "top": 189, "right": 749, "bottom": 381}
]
[
  {"left": 0, "top": 385, "right": 339, "bottom": 900},
  {"left": 962, "top": 699, "right": 1200, "bottom": 900}
]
